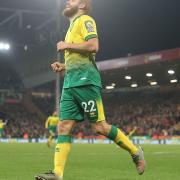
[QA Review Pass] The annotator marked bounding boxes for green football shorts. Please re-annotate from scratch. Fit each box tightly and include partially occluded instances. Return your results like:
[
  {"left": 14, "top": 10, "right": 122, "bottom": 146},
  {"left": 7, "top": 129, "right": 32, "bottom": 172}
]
[
  {"left": 48, "top": 126, "right": 57, "bottom": 136},
  {"left": 60, "top": 85, "right": 105, "bottom": 123}
]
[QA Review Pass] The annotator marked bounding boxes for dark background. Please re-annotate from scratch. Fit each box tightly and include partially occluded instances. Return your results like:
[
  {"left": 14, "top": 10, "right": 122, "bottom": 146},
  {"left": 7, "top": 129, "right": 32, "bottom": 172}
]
[{"left": 0, "top": 0, "right": 179, "bottom": 62}]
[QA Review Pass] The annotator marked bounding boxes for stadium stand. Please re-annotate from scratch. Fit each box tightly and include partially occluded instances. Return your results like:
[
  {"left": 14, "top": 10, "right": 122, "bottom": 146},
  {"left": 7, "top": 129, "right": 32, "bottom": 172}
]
[
  {"left": 0, "top": 49, "right": 180, "bottom": 139},
  {"left": 0, "top": 62, "right": 24, "bottom": 91},
  {"left": 1, "top": 90, "right": 179, "bottom": 138},
  {"left": 0, "top": 104, "right": 45, "bottom": 138}
]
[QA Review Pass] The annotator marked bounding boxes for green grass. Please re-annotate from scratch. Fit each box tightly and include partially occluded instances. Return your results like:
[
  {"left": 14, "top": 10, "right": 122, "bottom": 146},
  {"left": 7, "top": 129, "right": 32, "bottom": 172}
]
[{"left": 0, "top": 143, "right": 180, "bottom": 180}]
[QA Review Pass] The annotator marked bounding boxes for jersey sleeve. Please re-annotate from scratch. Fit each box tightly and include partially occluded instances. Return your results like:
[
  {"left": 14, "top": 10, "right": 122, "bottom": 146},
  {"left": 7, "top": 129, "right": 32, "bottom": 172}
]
[{"left": 80, "top": 16, "right": 98, "bottom": 41}]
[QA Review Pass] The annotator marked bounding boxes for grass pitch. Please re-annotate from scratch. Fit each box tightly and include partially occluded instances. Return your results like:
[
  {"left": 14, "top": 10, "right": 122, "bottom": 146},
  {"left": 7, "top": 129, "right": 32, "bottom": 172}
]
[{"left": 0, "top": 143, "right": 180, "bottom": 180}]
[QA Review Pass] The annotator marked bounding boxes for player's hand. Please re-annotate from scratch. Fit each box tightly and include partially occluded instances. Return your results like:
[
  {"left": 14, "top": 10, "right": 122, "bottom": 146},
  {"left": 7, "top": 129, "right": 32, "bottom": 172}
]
[
  {"left": 51, "top": 62, "right": 65, "bottom": 72},
  {"left": 57, "top": 41, "right": 69, "bottom": 51}
]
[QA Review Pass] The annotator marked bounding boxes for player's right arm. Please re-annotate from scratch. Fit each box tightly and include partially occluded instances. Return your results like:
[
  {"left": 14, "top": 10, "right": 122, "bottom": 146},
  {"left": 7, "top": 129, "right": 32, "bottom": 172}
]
[
  {"left": 57, "top": 38, "right": 99, "bottom": 53},
  {"left": 51, "top": 37, "right": 99, "bottom": 73},
  {"left": 128, "top": 126, "right": 137, "bottom": 137},
  {"left": 45, "top": 118, "right": 50, "bottom": 129}
]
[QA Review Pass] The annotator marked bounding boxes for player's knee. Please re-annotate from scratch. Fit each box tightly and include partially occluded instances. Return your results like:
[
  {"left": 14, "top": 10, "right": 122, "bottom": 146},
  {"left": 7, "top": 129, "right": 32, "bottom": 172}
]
[
  {"left": 58, "top": 121, "right": 75, "bottom": 135},
  {"left": 93, "top": 121, "right": 111, "bottom": 136},
  {"left": 58, "top": 122, "right": 71, "bottom": 134}
]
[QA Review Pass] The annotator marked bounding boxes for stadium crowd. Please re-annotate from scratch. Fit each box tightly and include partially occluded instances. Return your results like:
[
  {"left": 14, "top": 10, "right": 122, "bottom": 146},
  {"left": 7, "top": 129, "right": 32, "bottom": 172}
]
[
  {"left": 0, "top": 104, "right": 45, "bottom": 138},
  {"left": 0, "top": 91, "right": 180, "bottom": 138},
  {"left": 73, "top": 92, "right": 180, "bottom": 137},
  {"left": 104, "top": 92, "right": 180, "bottom": 137}
]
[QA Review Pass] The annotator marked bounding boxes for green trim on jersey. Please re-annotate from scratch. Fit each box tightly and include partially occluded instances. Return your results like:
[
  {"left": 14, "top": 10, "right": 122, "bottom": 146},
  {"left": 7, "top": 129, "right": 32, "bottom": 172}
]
[
  {"left": 72, "top": 15, "right": 82, "bottom": 23},
  {"left": 85, "top": 34, "right": 98, "bottom": 41}
]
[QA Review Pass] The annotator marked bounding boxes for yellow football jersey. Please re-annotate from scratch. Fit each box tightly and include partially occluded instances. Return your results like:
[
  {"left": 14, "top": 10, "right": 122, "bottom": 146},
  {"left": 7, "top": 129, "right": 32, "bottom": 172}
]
[
  {"left": 63, "top": 15, "right": 102, "bottom": 88},
  {"left": 0, "top": 122, "right": 4, "bottom": 129},
  {"left": 65, "top": 15, "right": 98, "bottom": 61},
  {"left": 45, "top": 116, "right": 59, "bottom": 128}
]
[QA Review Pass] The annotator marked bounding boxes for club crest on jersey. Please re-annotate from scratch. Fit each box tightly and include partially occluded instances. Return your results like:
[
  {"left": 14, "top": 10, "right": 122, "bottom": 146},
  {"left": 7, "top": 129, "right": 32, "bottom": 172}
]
[{"left": 85, "top": 20, "right": 94, "bottom": 32}]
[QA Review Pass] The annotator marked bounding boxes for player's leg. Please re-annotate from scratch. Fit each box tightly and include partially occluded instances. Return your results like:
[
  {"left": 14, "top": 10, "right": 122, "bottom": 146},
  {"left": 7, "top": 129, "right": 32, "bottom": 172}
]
[
  {"left": 47, "top": 135, "right": 51, "bottom": 147},
  {"left": 54, "top": 120, "right": 76, "bottom": 178},
  {"left": 54, "top": 87, "right": 85, "bottom": 178},
  {"left": 35, "top": 88, "right": 84, "bottom": 180},
  {"left": 92, "top": 121, "right": 138, "bottom": 154},
  {"left": 0, "top": 129, "right": 2, "bottom": 138},
  {"left": 72, "top": 85, "right": 145, "bottom": 175},
  {"left": 47, "top": 131, "right": 54, "bottom": 147},
  {"left": 73, "top": 85, "right": 138, "bottom": 154},
  {"left": 92, "top": 121, "right": 145, "bottom": 174},
  {"left": 0, "top": 128, "right": 4, "bottom": 138},
  {"left": 35, "top": 120, "right": 76, "bottom": 180},
  {"left": 47, "top": 126, "right": 58, "bottom": 147}
]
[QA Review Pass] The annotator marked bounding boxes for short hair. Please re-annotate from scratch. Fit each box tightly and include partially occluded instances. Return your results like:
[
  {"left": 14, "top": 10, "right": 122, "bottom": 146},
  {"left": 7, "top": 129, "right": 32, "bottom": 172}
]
[{"left": 81, "top": 0, "right": 92, "bottom": 14}]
